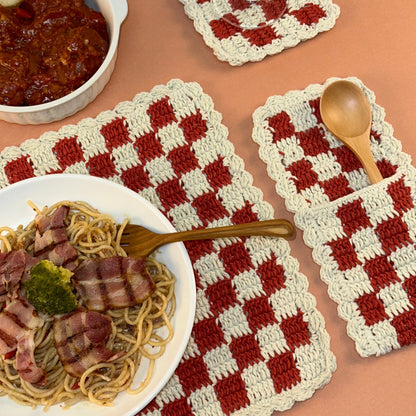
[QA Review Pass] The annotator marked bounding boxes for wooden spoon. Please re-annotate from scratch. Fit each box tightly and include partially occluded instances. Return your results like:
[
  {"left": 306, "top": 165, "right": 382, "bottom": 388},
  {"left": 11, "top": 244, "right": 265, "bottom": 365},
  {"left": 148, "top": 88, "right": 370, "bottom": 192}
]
[
  {"left": 320, "top": 80, "right": 383, "bottom": 184},
  {"left": 120, "top": 219, "right": 295, "bottom": 257}
]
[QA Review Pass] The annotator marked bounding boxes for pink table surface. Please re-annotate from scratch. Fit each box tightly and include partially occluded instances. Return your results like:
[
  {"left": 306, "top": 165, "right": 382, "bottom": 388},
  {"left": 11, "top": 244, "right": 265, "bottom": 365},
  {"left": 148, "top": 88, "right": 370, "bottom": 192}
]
[{"left": 0, "top": 1, "right": 415, "bottom": 415}]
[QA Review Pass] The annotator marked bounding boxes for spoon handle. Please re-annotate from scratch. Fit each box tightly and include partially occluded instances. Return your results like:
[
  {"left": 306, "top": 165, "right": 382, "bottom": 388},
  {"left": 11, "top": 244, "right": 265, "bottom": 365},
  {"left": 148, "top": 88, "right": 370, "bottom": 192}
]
[
  {"left": 159, "top": 219, "right": 295, "bottom": 245},
  {"left": 349, "top": 133, "right": 384, "bottom": 184}
]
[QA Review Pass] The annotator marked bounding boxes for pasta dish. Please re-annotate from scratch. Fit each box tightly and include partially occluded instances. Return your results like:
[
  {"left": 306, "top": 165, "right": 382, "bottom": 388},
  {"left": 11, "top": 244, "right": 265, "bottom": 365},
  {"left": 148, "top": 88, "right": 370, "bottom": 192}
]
[{"left": 0, "top": 201, "right": 176, "bottom": 409}]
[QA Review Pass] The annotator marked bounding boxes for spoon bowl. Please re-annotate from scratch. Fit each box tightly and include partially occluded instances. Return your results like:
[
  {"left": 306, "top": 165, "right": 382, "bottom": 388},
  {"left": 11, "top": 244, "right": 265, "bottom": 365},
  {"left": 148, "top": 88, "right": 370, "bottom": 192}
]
[{"left": 320, "top": 80, "right": 383, "bottom": 184}]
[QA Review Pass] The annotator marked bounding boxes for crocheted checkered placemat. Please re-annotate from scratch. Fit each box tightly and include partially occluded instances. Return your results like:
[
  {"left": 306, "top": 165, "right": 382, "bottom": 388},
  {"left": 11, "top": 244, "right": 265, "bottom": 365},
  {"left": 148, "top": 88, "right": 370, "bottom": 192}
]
[
  {"left": 0, "top": 80, "right": 335, "bottom": 415},
  {"left": 179, "top": 0, "right": 340, "bottom": 66},
  {"left": 252, "top": 77, "right": 416, "bottom": 357}
]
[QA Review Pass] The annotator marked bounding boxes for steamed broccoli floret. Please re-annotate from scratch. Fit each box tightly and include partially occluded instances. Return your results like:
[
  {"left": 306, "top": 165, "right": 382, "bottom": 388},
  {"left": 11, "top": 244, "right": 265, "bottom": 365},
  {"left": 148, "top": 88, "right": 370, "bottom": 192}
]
[{"left": 25, "top": 260, "right": 78, "bottom": 315}]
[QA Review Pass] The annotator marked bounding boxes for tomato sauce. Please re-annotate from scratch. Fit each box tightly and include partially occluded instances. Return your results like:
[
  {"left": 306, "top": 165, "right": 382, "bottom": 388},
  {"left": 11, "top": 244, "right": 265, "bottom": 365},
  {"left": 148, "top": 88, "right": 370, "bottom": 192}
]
[{"left": 0, "top": 0, "right": 109, "bottom": 106}]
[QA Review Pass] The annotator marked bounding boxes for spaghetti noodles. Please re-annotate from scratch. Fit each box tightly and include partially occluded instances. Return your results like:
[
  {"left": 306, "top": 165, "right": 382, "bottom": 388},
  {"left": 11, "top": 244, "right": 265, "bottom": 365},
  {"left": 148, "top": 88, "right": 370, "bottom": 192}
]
[{"left": 0, "top": 201, "right": 176, "bottom": 409}]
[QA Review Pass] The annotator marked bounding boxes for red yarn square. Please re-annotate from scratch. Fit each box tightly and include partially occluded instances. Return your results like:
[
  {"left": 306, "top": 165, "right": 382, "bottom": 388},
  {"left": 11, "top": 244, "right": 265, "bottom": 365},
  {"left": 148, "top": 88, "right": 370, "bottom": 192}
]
[
  {"left": 242, "top": 26, "right": 279, "bottom": 48},
  {"left": 290, "top": 3, "right": 326, "bottom": 25},
  {"left": 230, "top": 334, "right": 263, "bottom": 371},
  {"left": 262, "top": 0, "right": 287, "bottom": 20},
  {"left": 280, "top": 310, "right": 311, "bottom": 351},
  {"left": 387, "top": 177, "right": 414, "bottom": 214},
  {"left": 214, "top": 373, "right": 250, "bottom": 415},
  {"left": 231, "top": 202, "right": 258, "bottom": 224},
  {"left": 327, "top": 237, "right": 361, "bottom": 271},
  {"left": 230, "top": 0, "right": 251, "bottom": 11},
  {"left": 193, "top": 316, "right": 225, "bottom": 355},
  {"left": 205, "top": 279, "right": 237, "bottom": 313},
  {"left": 391, "top": 309, "right": 416, "bottom": 347},
  {"left": 5, "top": 155, "right": 35, "bottom": 184},
  {"left": 336, "top": 198, "right": 371, "bottom": 236},
  {"left": 203, "top": 157, "right": 232, "bottom": 190},
  {"left": 267, "top": 351, "right": 301, "bottom": 394},
  {"left": 120, "top": 164, "right": 151, "bottom": 192},
  {"left": 86, "top": 152, "right": 116, "bottom": 178},
  {"left": 321, "top": 175, "right": 354, "bottom": 201},
  {"left": 147, "top": 97, "right": 178, "bottom": 130},
  {"left": 192, "top": 192, "right": 229, "bottom": 225},
  {"left": 378, "top": 159, "right": 397, "bottom": 178},
  {"left": 287, "top": 159, "right": 319, "bottom": 192},
  {"left": 210, "top": 16, "right": 241, "bottom": 40},
  {"left": 175, "top": 355, "right": 211, "bottom": 396},
  {"left": 219, "top": 241, "right": 254, "bottom": 278},
  {"left": 100, "top": 117, "right": 130, "bottom": 150},
  {"left": 157, "top": 178, "right": 188, "bottom": 209},
  {"left": 268, "top": 111, "right": 295, "bottom": 142},
  {"left": 134, "top": 132, "right": 164, "bottom": 164},
  {"left": 356, "top": 292, "right": 389, "bottom": 326},
  {"left": 364, "top": 255, "right": 401, "bottom": 291},
  {"left": 297, "top": 126, "right": 329, "bottom": 157},
  {"left": 257, "top": 254, "right": 286, "bottom": 296},
  {"left": 167, "top": 145, "right": 199, "bottom": 176},
  {"left": 376, "top": 216, "right": 411, "bottom": 255},
  {"left": 243, "top": 296, "right": 277, "bottom": 332},
  {"left": 332, "top": 145, "right": 363, "bottom": 173},
  {"left": 179, "top": 110, "right": 208, "bottom": 143},
  {"left": 53, "top": 136, "right": 84, "bottom": 170}
]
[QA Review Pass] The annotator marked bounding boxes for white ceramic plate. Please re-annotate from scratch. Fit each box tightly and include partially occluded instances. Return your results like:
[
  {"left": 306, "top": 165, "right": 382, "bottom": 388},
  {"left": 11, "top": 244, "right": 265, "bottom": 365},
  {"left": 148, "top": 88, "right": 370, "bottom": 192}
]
[{"left": 0, "top": 174, "right": 196, "bottom": 416}]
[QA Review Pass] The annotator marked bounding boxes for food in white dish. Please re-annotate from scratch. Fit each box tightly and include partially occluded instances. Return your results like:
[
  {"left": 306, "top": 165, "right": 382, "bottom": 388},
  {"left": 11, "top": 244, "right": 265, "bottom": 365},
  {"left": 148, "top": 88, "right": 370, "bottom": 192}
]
[{"left": 0, "top": 201, "right": 176, "bottom": 409}]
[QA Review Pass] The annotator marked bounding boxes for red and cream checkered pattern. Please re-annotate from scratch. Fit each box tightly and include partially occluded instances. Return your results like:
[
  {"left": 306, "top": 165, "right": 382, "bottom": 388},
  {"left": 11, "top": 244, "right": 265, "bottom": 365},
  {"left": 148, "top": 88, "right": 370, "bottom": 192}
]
[
  {"left": 179, "top": 0, "right": 340, "bottom": 65},
  {"left": 252, "top": 76, "right": 416, "bottom": 357},
  {"left": 0, "top": 80, "right": 335, "bottom": 415}
]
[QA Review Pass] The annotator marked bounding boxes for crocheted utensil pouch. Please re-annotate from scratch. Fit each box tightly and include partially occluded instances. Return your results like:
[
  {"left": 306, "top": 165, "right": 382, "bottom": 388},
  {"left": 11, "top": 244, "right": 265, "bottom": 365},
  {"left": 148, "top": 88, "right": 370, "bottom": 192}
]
[
  {"left": 0, "top": 79, "right": 335, "bottom": 415},
  {"left": 252, "top": 76, "right": 416, "bottom": 358},
  {"left": 179, "top": 0, "right": 340, "bottom": 66}
]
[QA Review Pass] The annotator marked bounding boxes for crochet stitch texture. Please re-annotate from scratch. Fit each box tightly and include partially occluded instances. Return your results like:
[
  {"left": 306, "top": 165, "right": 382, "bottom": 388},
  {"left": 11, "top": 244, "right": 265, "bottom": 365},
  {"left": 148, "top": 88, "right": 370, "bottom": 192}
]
[
  {"left": 0, "top": 80, "right": 335, "bottom": 415},
  {"left": 179, "top": 0, "right": 340, "bottom": 65},
  {"left": 252, "top": 76, "right": 416, "bottom": 357}
]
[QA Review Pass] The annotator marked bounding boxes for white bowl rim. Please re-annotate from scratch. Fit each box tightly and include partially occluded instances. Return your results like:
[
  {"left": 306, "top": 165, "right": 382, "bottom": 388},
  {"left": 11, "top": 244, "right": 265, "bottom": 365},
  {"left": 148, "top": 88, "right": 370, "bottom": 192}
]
[{"left": 0, "top": 0, "right": 128, "bottom": 115}]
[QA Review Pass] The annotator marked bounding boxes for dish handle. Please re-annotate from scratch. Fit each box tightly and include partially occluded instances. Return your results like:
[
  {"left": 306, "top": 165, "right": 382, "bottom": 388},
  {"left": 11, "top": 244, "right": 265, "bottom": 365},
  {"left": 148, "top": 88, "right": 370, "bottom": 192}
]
[{"left": 112, "top": 0, "right": 128, "bottom": 24}]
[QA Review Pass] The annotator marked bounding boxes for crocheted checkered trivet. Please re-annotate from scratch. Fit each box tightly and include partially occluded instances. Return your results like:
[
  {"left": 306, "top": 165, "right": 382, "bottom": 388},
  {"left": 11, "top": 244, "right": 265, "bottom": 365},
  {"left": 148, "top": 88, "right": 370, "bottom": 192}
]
[
  {"left": 252, "top": 77, "right": 416, "bottom": 357},
  {"left": 0, "top": 79, "right": 335, "bottom": 415},
  {"left": 179, "top": 0, "right": 340, "bottom": 66}
]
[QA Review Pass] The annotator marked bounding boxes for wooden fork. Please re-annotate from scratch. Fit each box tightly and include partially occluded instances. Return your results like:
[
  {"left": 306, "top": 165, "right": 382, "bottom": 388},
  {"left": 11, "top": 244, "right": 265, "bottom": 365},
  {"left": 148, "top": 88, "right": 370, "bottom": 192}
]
[{"left": 120, "top": 219, "right": 295, "bottom": 257}]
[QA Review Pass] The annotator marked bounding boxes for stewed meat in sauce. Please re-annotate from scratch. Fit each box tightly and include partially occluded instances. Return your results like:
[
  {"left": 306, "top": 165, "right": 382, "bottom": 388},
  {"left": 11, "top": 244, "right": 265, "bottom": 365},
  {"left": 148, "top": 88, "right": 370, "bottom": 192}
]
[{"left": 0, "top": 0, "right": 109, "bottom": 106}]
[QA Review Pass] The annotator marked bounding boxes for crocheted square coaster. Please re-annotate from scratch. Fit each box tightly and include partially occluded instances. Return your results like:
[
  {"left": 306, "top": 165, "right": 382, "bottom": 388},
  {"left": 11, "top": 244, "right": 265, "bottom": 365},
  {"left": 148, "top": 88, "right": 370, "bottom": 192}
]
[
  {"left": 179, "top": 0, "right": 340, "bottom": 66},
  {"left": 0, "top": 79, "right": 335, "bottom": 415},
  {"left": 252, "top": 76, "right": 416, "bottom": 357}
]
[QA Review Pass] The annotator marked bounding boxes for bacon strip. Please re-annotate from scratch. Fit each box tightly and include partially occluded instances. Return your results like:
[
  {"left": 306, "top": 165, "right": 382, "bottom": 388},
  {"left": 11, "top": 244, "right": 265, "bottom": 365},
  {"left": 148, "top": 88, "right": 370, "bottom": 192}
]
[
  {"left": 0, "top": 250, "right": 26, "bottom": 302},
  {"left": 16, "top": 331, "right": 47, "bottom": 385},
  {"left": 0, "top": 250, "right": 38, "bottom": 303},
  {"left": 53, "top": 308, "right": 124, "bottom": 377},
  {"left": 34, "top": 205, "right": 78, "bottom": 270},
  {"left": 0, "top": 298, "right": 41, "bottom": 354},
  {"left": 0, "top": 298, "right": 46, "bottom": 385},
  {"left": 73, "top": 256, "right": 156, "bottom": 311}
]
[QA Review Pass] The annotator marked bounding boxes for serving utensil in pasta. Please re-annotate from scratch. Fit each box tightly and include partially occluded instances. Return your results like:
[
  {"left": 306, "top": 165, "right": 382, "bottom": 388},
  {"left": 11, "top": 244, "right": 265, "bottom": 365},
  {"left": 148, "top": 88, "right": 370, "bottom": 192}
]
[{"left": 120, "top": 219, "right": 295, "bottom": 257}]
